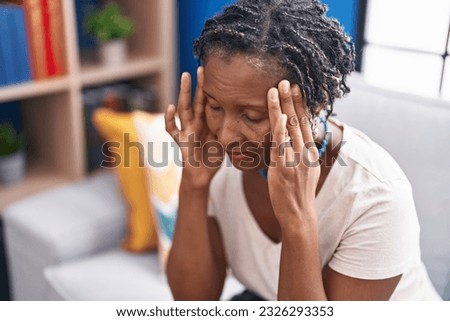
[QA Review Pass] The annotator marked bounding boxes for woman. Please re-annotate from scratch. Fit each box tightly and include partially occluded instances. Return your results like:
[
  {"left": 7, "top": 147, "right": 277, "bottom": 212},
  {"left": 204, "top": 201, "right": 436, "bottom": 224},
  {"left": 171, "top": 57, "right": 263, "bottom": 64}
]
[{"left": 165, "top": 0, "right": 441, "bottom": 300}]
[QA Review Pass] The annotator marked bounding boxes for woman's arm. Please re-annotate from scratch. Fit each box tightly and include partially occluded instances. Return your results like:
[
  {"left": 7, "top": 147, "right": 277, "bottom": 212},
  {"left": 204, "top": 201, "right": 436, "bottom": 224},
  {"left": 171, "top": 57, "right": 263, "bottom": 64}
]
[
  {"left": 277, "top": 207, "right": 327, "bottom": 300},
  {"left": 165, "top": 68, "right": 227, "bottom": 300},
  {"left": 166, "top": 182, "right": 227, "bottom": 300},
  {"left": 277, "top": 208, "right": 401, "bottom": 300},
  {"left": 268, "top": 81, "right": 402, "bottom": 301}
]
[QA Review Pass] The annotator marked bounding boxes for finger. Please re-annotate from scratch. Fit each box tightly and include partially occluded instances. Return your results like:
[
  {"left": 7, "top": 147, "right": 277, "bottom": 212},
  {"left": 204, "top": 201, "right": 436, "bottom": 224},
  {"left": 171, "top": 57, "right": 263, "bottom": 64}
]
[
  {"left": 278, "top": 80, "right": 303, "bottom": 151},
  {"left": 278, "top": 114, "right": 289, "bottom": 164},
  {"left": 301, "top": 116, "right": 319, "bottom": 164},
  {"left": 177, "top": 72, "right": 194, "bottom": 126},
  {"left": 292, "top": 85, "right": 315, "bottom": 147},
  {"left": 267, "top": 88, "right": 286, "bottom": 163},
  {"left": 292, "top": 84, "right": 308, "bottom": 118},
  {"left": 300, "top": 114, "right": 315, "bottom": 147},
  {"left": 165, "top": 104, "right": 180, "bottom": 144},
  {"left": 193, "top": 67, "right": 206, "bottom": 119}
]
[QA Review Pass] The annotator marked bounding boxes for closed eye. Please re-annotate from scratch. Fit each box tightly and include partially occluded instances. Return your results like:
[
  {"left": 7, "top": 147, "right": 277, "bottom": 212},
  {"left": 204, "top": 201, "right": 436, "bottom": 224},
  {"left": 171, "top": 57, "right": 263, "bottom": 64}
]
[
  {"left": 241, "top": 114, "right": 267, "bottom": 123},
  {"left": 208, "top": 104, "right": 222, "bottom": 112}
]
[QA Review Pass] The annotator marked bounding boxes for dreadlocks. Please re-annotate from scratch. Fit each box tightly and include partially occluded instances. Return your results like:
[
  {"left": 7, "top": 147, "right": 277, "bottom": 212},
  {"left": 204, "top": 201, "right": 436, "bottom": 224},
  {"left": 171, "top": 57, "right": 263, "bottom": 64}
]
[{"left": 194, "top": 0, "right": 355, "bottom": 117}]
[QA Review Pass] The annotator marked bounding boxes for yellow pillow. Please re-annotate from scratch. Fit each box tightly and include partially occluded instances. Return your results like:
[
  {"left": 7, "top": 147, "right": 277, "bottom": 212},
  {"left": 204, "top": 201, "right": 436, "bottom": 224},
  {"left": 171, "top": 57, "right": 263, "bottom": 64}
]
[
  {"left": 133, "top": 111, "right": 182, "bottom": 272},
  {"left": 92, "top": 108, "right": 158, "bottom": 252}
]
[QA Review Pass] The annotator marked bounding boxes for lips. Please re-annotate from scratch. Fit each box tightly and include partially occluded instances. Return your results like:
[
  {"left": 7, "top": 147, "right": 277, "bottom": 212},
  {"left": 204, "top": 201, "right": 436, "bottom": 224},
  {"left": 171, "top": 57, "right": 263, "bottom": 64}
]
[
  {"left": 226, "top": 149, "right": 257, "bottom": 161},
  {"left": 227, "top": 153, "right": 251, "bottom": 161}
]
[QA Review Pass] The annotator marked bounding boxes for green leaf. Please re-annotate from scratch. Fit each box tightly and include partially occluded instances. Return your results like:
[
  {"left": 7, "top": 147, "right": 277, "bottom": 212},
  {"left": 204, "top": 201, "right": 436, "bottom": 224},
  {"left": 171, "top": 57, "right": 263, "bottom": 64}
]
[
  {"left": 0, "top": 123, "right": 24, "bottom": 156},
  {"left": 84, "top": 3, "right": 135, "bottom": 42}
]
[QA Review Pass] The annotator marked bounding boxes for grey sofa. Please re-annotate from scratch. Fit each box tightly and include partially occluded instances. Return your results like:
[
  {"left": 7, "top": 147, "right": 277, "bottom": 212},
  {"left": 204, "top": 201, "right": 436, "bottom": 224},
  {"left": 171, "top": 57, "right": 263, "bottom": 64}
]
[
  {"left": 2, "top": 172, "right": 244, "bottom": 301},
  {"left": 3, "top": 74, "right": 450, "bottom": 300}
]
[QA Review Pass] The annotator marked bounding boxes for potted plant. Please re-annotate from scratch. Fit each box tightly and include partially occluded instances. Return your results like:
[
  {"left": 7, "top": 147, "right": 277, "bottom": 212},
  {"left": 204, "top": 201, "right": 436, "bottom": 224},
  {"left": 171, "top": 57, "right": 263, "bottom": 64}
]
[
  {"left": 85, "top": 3, "right": 135, "bottom": 66},
  {"left": 0, "top": 122, "right": 25, "bottom": 185}
]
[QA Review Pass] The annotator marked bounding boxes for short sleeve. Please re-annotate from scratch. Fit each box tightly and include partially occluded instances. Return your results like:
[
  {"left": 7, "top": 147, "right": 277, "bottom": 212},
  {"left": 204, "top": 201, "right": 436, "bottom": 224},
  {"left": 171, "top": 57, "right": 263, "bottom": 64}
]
[{"left": 328, "top": 179, "right": 421, "bottom": 280}]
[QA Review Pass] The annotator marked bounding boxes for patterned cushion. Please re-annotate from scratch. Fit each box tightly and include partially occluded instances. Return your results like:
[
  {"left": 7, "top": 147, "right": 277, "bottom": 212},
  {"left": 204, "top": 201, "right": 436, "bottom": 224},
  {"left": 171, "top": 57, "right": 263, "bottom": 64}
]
[{"left": 133, "top": 111, "right": 182, "bottom": 272}]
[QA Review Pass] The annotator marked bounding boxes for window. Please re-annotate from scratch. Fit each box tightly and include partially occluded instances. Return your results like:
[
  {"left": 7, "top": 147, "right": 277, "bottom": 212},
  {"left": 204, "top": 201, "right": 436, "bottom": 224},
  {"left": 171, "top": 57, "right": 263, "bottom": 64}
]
[{"left": 361, "top": 0, "right": 450, "bottom": 100}]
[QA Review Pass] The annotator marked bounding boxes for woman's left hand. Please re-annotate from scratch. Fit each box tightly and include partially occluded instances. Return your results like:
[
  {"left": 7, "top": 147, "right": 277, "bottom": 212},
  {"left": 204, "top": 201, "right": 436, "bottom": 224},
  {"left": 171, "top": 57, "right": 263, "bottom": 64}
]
[{"left": 266, "top": 80, "right": 321, "bottom": 231}]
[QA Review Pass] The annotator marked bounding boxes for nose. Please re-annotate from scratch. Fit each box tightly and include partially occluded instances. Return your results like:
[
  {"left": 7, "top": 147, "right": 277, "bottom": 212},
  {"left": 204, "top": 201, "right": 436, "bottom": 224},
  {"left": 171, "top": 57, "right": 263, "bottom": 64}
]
[{"left": 216, "top": 118, "right": 245, "bottom": 147}]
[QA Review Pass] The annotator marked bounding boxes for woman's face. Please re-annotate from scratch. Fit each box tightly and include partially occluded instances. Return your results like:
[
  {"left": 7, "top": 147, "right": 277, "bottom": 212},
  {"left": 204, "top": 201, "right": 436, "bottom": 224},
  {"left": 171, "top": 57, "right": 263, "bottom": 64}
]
[{"left": 203, "top": 54, "right": 282, "bottom": 171}]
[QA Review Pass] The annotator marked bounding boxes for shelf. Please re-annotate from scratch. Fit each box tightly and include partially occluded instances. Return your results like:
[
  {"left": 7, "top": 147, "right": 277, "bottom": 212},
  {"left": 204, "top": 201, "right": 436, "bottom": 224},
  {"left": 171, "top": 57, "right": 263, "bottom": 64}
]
[
  {"left": 0, "top": 164, "right": 72, "bottom": 211},
  {"left": 80, "top": 56, "right": 163, "bottom": 87},
  {"left": 0, "top": 77, "right": 70, "bottom": 104},
  {"left": 0, "top": 0, "right": 175, "bottom": 211}
]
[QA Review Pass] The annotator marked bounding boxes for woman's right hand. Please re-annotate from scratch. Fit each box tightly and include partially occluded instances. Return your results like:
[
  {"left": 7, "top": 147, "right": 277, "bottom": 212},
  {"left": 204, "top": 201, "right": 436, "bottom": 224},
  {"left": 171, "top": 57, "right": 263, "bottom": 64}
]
[{"left": 165, "top": 67, "right": 224, "bottom": 189}]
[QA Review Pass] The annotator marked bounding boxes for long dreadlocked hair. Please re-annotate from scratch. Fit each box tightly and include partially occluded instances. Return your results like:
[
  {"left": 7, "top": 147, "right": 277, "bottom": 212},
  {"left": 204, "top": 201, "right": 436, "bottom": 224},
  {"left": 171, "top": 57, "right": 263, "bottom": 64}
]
[{"left": 194, "top": 0, "right": 355, "bottom": 117}]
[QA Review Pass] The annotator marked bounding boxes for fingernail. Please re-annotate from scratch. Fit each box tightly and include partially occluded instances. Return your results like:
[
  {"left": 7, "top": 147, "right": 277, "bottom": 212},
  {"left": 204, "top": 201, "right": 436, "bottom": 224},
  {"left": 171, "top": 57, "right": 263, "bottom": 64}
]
[{"left": 280, "top": 80, "right": 290, "bottom": 94}]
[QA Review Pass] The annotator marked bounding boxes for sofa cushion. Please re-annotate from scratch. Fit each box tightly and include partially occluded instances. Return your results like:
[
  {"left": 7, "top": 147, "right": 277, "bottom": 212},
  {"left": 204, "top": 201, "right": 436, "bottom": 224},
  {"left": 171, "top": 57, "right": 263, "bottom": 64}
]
[
  {"left": 44, "top": 249, "right": 244, "bottom": 301},
  {"left": 334, "top": 73, "right": 450, "bottom": 295},
  {"left": 93, "top": 108, "right": 159, "bottom": 252}
]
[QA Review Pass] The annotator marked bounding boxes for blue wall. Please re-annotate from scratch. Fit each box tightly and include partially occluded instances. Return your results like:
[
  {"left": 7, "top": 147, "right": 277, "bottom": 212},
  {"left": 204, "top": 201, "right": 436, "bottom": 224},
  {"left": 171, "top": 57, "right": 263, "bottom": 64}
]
[
  {"left": 177, "top": 0, "right": 360, "bottom": 87},
  {"left": 322, "top": 0, "right": 359, "bottom": 42},
  {"left": 178, "top": 0, "right": 235, "bottom": 87}
]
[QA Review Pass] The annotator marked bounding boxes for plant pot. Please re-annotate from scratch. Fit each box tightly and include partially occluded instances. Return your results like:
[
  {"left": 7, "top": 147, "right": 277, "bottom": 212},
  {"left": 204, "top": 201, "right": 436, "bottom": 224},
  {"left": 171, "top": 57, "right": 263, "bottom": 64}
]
[
  {"left": 99, "top": 39, "right": 128, "bottom": 66},
  {"left": 0, "top": 150, "right": 25, "bottom": 185}
]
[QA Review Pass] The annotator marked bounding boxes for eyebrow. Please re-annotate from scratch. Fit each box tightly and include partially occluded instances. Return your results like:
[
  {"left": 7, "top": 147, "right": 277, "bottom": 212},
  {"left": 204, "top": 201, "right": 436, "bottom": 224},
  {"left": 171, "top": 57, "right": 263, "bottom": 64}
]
[{"left": 203, "top": 91, "right": 267, "bottom": 110}]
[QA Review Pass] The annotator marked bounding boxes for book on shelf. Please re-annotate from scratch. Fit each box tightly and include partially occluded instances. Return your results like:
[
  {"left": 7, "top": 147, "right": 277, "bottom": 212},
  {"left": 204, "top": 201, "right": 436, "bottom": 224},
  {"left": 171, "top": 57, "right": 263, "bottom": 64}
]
[
  {"left": 41, "top": 0, "right": 57, "bottom": 77},
  {"left": 23, "top": 0, "right": 66, "bottom": 80},
  {"left": 23, "top": 0, "right": 46, "bottom": 80},
  {"left": 75, "top": 0, "right": 99, "bottom": 50},
  {"left": 0, "top": 4, "right": 32, "bottom": 87},
  {"left": 0, "top": 1, "right": 24, "bottom": 5},
  {"left": 47, "top": 0, "right": 66, "bottom": 76},
  {"left": 0, "top": 36, "right": 6, "bottom": 87},
  {"left": 0, "top": 8, "right": 15, "bottom": 85},
  {"left": 11, "top": 5, "right": 32, "bottom": 84}
]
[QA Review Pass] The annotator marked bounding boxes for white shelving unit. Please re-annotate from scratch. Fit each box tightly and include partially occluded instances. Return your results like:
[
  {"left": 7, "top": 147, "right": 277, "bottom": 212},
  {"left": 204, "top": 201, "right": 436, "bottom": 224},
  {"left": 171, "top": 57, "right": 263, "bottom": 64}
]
[{"left": 0, "top": 0, "right": 176, "bottom": 210}]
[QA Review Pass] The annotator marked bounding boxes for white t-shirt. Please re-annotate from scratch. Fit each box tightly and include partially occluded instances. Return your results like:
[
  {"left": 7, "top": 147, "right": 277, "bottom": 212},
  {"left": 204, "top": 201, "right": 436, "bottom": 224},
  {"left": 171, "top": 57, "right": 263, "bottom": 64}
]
[{"left": 207, "top": 120, "right": 441, "bottom": 300}]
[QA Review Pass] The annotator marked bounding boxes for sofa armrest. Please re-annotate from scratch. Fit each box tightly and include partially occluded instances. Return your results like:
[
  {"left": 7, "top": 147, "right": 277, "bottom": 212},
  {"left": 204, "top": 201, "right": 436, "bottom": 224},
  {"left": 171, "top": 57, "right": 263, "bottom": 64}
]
[{"left": 3, "top": 172, "right": 127, "bottom": 300}]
